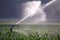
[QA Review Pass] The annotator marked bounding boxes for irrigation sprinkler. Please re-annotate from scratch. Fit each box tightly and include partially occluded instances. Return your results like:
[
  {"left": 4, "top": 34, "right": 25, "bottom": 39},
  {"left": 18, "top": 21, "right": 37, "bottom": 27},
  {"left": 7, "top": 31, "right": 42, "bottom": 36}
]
[
  {"left": 9, "top": 0, "right": 55, "bottom": 34},
  {"left": 8, "top": 0, "right": 55, "bottom": 40},
  {"left": 10, "top": 25, "right": 15, "bottom": 32}
]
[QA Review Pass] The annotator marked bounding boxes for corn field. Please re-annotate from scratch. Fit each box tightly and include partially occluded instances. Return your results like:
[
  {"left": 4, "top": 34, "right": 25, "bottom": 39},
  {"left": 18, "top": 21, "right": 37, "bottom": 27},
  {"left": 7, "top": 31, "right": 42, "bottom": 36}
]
[{"left": 0, "top": 25, "right": 60, "bottom": 40}]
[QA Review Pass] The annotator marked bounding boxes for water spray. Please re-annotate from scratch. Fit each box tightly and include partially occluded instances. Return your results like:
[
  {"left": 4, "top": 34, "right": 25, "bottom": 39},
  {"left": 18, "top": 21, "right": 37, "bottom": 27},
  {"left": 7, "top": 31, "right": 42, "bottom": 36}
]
[
  {"left": 16, "top": 1, "right": 41, "bottom": 24},
  {"left": 16, "top": 0, "right": 55, "bottom": 24},
  {"left": 10, "top": 0, "right": 55, "bottom": 32},
  {"left": 42, "top": 0, "right": 55, "bottom": 9}
]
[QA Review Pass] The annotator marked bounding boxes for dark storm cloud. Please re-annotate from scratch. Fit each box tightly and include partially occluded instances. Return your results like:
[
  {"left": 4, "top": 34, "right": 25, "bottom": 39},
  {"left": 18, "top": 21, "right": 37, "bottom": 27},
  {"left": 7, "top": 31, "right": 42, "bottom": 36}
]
[
  {"left": 0, "top": 0, "right": 53, "bottom": 18},
  {"left": 44, "top": 0, "right": 60, "bottom": 22},
  {"left": 0, "top": 0, "right": 60, "bottom": 22},
  {"left": 0, "top": 0, "right": 19, "bottom": 18}
]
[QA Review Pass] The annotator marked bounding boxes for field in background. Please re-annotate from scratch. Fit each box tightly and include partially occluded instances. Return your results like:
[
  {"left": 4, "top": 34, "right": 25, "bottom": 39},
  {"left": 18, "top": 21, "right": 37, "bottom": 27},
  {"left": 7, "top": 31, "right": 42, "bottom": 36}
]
[
  {"left": 0, "top": 25, "right": 60, "bottom": 40},
  {"left": 13, "top": 25, "right": 60, "bottom": 34},
  {"left": 0, "top": 25, "right": 60, "bottom": 34}
]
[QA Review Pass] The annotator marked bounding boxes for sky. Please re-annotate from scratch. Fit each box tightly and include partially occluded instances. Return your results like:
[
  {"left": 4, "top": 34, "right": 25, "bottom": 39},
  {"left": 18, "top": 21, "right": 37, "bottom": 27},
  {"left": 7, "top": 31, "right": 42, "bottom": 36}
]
[
  {"left": 45, "top": 0, "right": 60, "bottom": 22},
  {"left": 0, "top": 0, "right": 52, "bottom": 18},
  {"left": 0, "top": 0, "right": 60, "bottom": 24}
]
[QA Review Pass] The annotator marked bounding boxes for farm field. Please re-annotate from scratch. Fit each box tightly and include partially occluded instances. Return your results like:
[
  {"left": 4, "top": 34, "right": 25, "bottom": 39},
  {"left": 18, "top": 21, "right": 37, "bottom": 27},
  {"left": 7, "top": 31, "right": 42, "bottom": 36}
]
[{"left": 0, "top": 25, "right": 60, "bottom": 40}]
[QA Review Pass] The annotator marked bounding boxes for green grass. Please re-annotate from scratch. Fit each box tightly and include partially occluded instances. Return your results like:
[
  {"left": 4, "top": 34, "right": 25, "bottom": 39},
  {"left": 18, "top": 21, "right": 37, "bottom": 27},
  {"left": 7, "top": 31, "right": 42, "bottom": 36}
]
[{"left": 0, "top": 25, "right": 60, "bottom": 40}]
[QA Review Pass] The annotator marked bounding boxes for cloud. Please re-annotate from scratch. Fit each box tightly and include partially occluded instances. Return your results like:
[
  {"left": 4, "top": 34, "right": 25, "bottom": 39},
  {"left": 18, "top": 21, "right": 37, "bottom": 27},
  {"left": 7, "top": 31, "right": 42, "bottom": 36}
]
[{"left": 45, "top": 0, "right": 60, "bottom": 22}]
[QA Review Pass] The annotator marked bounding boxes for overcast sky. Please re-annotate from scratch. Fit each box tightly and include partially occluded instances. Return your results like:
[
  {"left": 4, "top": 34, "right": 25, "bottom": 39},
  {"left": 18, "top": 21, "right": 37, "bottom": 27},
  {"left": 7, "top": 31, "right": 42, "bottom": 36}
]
[
  {"left": 45, "top": 0, "right": 60, "bottom": 22},
  {"left": 0, "top": 0, "right": 52, "bottom": 18},
  {"left": 0, "top": 0, "right": 60, "bottom": 24}
]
